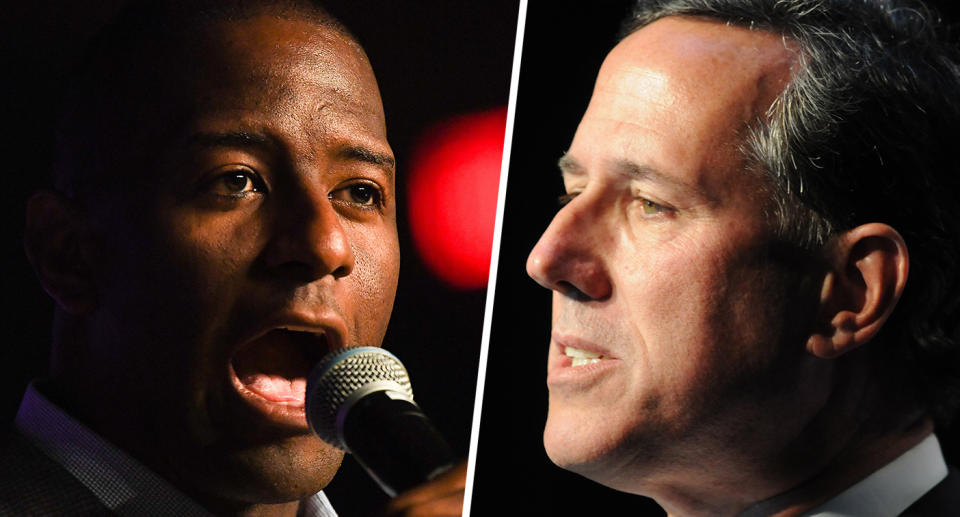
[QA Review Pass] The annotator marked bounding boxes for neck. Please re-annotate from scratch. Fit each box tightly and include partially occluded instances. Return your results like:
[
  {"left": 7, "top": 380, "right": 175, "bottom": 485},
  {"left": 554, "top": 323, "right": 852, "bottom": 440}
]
[
  {"left": 652, "top": 415, "right": 932, "bottom": 517},
  {"left": 644, "top": 353, "right": 930, "bottom": 517}
]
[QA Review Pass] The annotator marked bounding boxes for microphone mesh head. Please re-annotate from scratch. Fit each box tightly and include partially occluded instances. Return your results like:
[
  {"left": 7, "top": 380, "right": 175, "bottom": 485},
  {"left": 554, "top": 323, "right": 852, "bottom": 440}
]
[{"left": 306, "top": 347, "right": 414, "bottom": 449}]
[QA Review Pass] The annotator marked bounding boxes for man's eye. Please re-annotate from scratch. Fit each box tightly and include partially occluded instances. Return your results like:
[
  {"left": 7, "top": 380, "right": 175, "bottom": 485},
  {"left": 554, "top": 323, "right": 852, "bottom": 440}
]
[
  {"left": 557, "top": 192, "right": 578, "bottom": 207},
  {"left": 223, "top": 174, "right": 254, "bottom": 193},
  {"left": 331, "top": 183, "right": 383, "bottom": 207},
  {"left": 641, "top": 199, "right": 663, "bottom": 215},
  {"left": 208, "top": 169, "right": 264, "bottom": 197}
]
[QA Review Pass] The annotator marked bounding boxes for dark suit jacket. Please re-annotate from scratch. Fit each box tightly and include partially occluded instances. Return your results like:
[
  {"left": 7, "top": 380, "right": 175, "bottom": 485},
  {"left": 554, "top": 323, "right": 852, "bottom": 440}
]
[{"left": 0, "top": 428, "right": 114, "bottom": 516}]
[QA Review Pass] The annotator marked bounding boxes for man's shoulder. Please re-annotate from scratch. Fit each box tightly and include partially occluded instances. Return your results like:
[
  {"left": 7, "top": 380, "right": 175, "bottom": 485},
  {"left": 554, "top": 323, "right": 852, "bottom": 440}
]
[
  {"left": 0, "top": 426, "right": 113, "bottom": 516},
  {"left": 901, "top": 466, "right": 960, "bottom": 517}
]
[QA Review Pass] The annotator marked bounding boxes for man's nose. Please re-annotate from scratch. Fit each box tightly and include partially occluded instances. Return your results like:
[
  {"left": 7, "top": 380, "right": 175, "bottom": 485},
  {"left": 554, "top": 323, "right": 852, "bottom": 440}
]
[
  {"left": 525, "top": 195, "right": 612, "bottom": 301},
  {"left": 263, "top": 187, "right": 355, "bottom": 281}
]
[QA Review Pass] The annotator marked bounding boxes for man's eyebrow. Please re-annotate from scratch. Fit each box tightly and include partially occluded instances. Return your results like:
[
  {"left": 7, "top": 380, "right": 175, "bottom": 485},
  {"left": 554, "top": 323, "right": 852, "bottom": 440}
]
[
  {"left": 557, "top": 153, "right": 584, "bottom": 176},
  {"left": 340, "top": 145, "right": 396, "bottom": 179},
  {"left": 558, "top": 153, "right": 710, "bottom": 199},
  {"left": 184, "top": 132, "right": 394, "bottom": 178},
  {"left": 610, "top": 158, "right": 711, "bottom": 199},
  {"left": 609, "top": 159, "right": 679, "bottom": 186},
  {"left": 558, "top": 154, "right": 675, "bottom": 185},
  {"left": 187, "top": 130, "right": 274, "bottom": 149}
]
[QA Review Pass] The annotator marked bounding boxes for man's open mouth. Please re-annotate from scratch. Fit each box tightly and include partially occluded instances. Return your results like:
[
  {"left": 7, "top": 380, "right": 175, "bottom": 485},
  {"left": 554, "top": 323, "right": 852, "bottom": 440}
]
[
  {"left": 564, "top": 346, "right": 608, "bottom": 367},
  {"left": 230, "top": 329, "right": 329, "bottom": 408}
]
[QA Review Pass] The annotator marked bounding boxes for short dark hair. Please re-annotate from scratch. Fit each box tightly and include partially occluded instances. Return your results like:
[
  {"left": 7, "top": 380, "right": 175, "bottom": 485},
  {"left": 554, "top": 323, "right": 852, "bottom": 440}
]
[
  {"left": 53, "top": 0, "right": 358, "bottom": 200},
  {"left": 624, "top": 0, "right": 960, "bottom": 426}
]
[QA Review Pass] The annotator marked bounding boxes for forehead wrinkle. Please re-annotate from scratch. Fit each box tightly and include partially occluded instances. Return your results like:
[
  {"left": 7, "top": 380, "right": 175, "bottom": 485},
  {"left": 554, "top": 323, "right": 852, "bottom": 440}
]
[
  {"left": 594, "top": 65, "right": 675, "bottom": 114},
  {"left": 241, "top": 67, "right": 374, "bottom": 121}
]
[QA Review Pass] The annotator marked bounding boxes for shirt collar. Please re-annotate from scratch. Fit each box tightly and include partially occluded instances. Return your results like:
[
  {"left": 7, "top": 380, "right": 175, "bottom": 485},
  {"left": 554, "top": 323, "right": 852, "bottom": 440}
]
[
  {"left": 802, "top": 433, "right": 947, "bottom": 517},
  {"left": 15, "top": 381, "right": 338, "bottom": 517}
]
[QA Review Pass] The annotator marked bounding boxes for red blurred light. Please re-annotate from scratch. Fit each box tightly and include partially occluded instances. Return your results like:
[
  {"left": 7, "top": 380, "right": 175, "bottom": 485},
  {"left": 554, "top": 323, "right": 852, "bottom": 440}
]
[{"left": 407, "top": 107, "right": 506, "bottom": 289}]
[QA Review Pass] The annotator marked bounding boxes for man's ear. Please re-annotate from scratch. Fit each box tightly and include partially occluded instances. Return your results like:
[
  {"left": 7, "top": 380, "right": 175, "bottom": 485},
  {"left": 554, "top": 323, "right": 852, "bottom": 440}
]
[
  {"left": 24, "top": 190, "right": 97, "bottom": 315},
  {"left": 807, "top": 223, "right": 909, "bottom": 359}
]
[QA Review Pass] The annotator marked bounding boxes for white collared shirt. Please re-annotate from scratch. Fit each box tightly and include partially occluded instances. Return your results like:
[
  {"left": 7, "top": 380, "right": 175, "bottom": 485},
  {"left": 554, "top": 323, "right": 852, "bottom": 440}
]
[
  {"left": 802, "top": 433, "right": 947, "bottom": 517},
  {"left": 14, "top": 382, "right": 338, "bottom": 517}
]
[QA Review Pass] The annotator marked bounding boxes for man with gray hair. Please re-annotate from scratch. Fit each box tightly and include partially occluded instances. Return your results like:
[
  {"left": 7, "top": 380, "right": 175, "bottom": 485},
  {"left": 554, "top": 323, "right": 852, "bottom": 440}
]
[{"left": 522, "top": 0, "right": 960, "bottom": 515}]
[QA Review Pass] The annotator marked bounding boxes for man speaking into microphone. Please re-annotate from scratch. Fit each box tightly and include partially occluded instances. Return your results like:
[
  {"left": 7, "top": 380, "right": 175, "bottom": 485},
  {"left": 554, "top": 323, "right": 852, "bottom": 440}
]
[{"left": 1, "top": 1, "right": 483, "bottom": 515}]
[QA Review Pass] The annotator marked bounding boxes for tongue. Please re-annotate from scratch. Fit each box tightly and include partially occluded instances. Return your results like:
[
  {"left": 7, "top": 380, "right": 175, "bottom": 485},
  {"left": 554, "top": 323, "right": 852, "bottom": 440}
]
[
  {"left": 240, "top": 374, "right": 307, "bottom": 404},
  {"left": 233, "top": 330, "right": 319, "bottom": 405}
]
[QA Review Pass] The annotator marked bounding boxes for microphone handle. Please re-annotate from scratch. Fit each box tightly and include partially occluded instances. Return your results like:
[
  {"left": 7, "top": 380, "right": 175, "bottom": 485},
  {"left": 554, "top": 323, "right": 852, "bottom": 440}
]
[{"left": 342, "top": 390, "right": 456, "bottom": 496}]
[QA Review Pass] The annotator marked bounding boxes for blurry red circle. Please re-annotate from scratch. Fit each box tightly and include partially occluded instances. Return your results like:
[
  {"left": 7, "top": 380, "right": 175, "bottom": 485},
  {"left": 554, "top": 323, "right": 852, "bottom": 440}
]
[{"left": 407, "top": 107, "right": 507, "bottom": 289}]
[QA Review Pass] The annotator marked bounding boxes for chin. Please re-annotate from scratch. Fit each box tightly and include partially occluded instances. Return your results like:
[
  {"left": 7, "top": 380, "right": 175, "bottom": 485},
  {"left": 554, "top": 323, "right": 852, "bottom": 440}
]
[
  {"left": 543, "top": 404, "right": 618, "bottom": 474},
  {"left": 182, "top": 433, "right": 345, "bottom": 507},
  {"left": 543, "top": 404, "right": 664, "bottom": 494}
]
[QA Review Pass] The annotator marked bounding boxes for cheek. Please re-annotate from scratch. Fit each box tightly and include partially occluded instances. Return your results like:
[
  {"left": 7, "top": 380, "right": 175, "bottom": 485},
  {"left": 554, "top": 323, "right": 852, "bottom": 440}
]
[
  {"left": 99, "top": 210, "right": 249, "bottom": 325},
  {"left": 714, "top": 251, "right": 815, "bottom": 383},
  {"left": 346, "top": 222, "right": 400, "bottom": 345},
  {"left": 116, "top": 209, "right": 266, "bottom": 371},
  {"left": 651, "top": 233, "right": 808, "bottom": 412},
  {"left": 84, "top": 209, "right": 264, "bottom": 420},
  {"left": 154, "top": 212, "right": 262, "bottom": 321},
  {"left": 174, "top": 211, "right": 263, "bottom": 271},
  {"left": 613, "top": 229, "right": 751, "bottom": 411},
  {"left": 620, "top": 231, "right": 719, "bottom": 338}
]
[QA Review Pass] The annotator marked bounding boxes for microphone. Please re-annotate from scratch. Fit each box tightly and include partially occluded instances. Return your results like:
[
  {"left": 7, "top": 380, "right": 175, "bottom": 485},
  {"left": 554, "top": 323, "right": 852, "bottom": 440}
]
[{"left": 305, "top": 346, "right": 456, "bottom": 496}]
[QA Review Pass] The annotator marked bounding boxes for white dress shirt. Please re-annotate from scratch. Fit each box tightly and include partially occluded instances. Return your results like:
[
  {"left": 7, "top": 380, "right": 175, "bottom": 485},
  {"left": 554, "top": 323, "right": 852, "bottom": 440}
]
[
  {"left": 14, "top": 382, "right": 338, "bottom": 517},
  {"left": 802, "top": 433, "right": 948, "bottom": 517}
]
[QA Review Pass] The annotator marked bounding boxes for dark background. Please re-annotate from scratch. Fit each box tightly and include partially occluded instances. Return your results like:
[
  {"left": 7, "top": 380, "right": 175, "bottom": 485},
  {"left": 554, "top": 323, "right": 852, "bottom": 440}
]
[
  {"left": 473, "top": 1, "right": 960, "bottom": 516},
  {"left": 0, "top": 2, "right": 518, "bottom": 516}
]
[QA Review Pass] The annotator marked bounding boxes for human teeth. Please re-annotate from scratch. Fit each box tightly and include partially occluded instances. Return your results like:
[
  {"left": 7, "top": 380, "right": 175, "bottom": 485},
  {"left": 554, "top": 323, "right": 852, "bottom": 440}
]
[
  {"left": 565, "top": 346, "right": 605, "bottom": 367},
  {"left": 564, "top": 346, "right": 601, "bottom": 358},
  {"left": 571, "top": 357, "right": 602, "bottom": 367}
]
